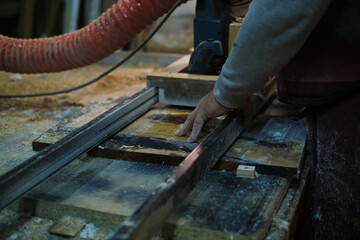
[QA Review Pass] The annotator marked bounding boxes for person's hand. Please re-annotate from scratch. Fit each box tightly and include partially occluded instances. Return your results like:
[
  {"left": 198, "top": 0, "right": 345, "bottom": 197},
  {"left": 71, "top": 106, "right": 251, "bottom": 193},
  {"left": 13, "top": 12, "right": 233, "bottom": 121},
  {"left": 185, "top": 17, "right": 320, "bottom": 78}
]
[{"left": 175, "top": 91, "right": 253, "bottom": 142}]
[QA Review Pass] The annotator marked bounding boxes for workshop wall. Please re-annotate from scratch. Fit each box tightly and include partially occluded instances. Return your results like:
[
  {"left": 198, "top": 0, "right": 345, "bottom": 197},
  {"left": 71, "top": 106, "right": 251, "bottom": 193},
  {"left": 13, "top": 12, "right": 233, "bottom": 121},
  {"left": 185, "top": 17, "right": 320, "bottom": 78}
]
[{"left": 144, "top": 1, "right": 195, "bottom": 53}]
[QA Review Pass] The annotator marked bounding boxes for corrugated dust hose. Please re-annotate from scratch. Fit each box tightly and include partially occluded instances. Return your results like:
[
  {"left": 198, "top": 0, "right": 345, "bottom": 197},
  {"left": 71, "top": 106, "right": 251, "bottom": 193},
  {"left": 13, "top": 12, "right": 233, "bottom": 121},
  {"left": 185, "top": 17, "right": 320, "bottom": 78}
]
[{"left": 0, "top": 0, "right": 180, "bottom": 74}]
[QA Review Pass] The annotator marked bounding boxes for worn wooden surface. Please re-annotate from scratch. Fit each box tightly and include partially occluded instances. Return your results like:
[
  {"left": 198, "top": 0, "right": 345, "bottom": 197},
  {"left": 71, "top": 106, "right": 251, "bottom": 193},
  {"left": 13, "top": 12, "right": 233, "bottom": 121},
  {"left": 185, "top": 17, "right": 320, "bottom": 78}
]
[
  {"left": 20, "top": 156, "right": 291, "bottom": 239},
  {"left": 33, "top": 106, "right": 307, "bottom": 176},
  {"left": 48, "top": 216, "right": 86, "bottom": 237}
]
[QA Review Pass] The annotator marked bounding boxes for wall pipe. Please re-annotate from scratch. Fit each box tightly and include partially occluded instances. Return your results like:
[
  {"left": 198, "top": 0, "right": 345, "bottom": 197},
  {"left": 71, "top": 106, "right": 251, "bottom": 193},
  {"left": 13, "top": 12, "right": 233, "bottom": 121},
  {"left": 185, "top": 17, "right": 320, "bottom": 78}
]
[{"left": 0, "top": 0, "right": 181, "bottom": 74}]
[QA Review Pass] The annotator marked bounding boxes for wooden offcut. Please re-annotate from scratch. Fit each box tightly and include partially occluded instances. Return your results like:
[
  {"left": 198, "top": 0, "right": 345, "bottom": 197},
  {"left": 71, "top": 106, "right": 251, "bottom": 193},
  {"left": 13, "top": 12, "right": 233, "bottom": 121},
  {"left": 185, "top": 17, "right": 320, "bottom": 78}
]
[
  {"left": 48, "top": 216, "right": 85, "bottom": 237},
  {"left": 237, "top": 165, "right": 256, "bottom": 179}
]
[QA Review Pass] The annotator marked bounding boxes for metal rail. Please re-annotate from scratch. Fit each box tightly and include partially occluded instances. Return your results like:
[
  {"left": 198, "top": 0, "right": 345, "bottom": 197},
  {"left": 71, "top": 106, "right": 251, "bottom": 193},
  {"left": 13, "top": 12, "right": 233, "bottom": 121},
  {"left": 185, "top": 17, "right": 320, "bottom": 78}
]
[
  {"left": 0, "top": 87, "right": 159, "bottom": 210},
  {"left": 108, "top": 111, "right": 245, "bottom": 240}
]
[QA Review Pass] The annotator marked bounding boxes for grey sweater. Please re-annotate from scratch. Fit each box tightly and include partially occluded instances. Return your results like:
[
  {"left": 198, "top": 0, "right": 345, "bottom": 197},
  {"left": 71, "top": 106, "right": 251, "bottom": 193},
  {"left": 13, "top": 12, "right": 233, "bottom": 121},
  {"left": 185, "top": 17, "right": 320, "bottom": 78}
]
[{"left": 214, "top": 0, "right": 331, "bottom": 108}]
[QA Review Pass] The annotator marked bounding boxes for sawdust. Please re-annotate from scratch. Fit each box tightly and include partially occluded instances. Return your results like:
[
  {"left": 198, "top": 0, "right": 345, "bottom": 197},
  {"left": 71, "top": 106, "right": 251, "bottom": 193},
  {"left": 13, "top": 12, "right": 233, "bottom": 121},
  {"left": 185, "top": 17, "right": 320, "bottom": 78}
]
[
  {"left": 0, "top": 64, "right": 156, "bottom": 138},
  {"left": 0, "top": 64, "right": 155, "bottom": 108},
  {"left": 0, "top": 63, "right": 160, "bottom": 239},
  {"left": 0, "top": 209, "right": 110, "bottom": 240}
]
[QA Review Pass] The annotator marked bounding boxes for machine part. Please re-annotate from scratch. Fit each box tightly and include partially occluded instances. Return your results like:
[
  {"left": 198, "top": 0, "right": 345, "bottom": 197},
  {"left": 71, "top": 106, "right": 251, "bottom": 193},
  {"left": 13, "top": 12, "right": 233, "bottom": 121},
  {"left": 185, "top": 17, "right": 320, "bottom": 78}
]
[
  {"left": 147, "top": 55, "right": 218, "bottom": 107},
  {"left": 0, "top": 87, "right": 158, "bottom": 210},
  {"left": 188, "top": 39, "right": 226, "bottom": 74},
  {"left": 0, "top": 0, "right": 183, "bottom": 74},
  {"left": 189, "top": 0, "right": 230, "bottom": 75},
  {"left": 193, "top": 0, "right": 230, "bottom": 54}
]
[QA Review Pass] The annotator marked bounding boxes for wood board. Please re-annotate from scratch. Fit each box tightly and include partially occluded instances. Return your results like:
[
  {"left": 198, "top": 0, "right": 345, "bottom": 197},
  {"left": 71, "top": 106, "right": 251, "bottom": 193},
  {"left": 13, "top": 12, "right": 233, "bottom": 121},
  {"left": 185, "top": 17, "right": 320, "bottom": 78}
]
[
  {"left": 146, "top": 55, "right": 218, "bottom": 107},
  {"left": 20, "top": 156, "right": 291, "bottom": 239},
  {"left": 33, "top": 106, "right": 307, "bottom": 176}
]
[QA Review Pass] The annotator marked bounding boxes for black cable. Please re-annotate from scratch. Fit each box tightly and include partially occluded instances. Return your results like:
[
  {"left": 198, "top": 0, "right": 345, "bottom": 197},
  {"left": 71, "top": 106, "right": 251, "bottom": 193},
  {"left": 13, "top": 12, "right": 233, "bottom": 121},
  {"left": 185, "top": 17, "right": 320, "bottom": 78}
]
[{"left": 0, "top": 0, "right": 184, "bottom": 98}]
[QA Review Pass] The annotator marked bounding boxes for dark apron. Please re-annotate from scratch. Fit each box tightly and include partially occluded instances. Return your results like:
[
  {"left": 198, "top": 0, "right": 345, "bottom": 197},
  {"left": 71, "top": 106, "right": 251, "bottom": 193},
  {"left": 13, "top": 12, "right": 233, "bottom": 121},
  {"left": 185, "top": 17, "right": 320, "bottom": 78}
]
[{"left": 277, "top": 23, "right": 360, "bottom": 239}]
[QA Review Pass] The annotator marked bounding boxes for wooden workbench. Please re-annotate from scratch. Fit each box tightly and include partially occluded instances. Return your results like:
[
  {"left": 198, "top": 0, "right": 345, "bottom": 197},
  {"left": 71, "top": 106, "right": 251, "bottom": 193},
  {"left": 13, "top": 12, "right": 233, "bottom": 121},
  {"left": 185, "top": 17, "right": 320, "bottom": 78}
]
[
  {"left": 24, "top": 97, "right": 307, "bottom": 239},
  {"left": 1, "top": 52, "right": 308, "bottom": 239}
]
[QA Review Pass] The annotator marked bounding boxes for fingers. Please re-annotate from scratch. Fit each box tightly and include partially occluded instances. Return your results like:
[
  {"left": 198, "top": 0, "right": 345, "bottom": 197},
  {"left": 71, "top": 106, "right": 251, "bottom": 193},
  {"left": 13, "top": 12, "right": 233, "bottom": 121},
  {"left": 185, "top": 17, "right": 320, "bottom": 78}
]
[
  {"left": 174, "top": 91, "right": 232, "bottom": 142},
  {"left": 175, "top": 109, "right": 198, "bottom": 136},
  {"left": 186, "top": 114, "right": 205, "bottom": 142},
  {"left": 174, "top": 106, "right": 206, "bottom": 142}
]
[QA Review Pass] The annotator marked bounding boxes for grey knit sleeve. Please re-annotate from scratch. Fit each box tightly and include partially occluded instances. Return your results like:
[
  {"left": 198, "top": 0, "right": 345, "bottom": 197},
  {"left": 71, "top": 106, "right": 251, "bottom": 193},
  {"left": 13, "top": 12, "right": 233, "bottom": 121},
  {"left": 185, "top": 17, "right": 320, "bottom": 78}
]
[{"left": 214, "top": 0, "right": 331, "bottom": 108}]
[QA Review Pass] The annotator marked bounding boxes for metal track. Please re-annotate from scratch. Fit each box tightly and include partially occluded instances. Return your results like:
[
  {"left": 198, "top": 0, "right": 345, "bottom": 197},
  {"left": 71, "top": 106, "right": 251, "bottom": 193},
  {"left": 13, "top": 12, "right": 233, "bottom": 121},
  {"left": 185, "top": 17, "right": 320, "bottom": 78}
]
[
  {"left": 0, "top": 87, "right": 159, "bottom": 210},
  {"left": 108, "top": 111, "right": 245, "bottom": 240}
]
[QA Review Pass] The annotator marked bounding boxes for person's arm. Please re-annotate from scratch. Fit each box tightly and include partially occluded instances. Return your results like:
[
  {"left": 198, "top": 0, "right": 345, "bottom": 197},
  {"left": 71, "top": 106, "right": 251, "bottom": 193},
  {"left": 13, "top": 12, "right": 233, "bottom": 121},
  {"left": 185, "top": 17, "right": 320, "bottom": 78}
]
[
  {"left": 176, "top": 0, "right": 331, "bottom": 142},
  {"left": 215, "top": 0, "right": 331, "bottom": 108}
]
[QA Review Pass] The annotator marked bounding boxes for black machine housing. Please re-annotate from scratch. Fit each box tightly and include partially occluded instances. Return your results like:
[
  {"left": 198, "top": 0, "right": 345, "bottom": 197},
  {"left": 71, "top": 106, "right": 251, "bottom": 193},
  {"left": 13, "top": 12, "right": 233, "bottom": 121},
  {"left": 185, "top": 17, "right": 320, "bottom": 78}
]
[{"left": 189, "top": 0, "right": 231, "bottom": 75}]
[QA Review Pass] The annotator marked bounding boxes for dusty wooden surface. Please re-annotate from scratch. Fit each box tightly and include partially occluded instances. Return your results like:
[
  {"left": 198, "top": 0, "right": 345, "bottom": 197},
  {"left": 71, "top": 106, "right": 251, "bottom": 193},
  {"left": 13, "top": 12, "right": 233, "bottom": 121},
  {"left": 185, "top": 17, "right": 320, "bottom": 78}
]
[
  {"left": 18, "top": 155, "right": 291, "bottom": 239},
  {"left": 0, "top": 52, "right": 179, "bottom": 239},
  {"left": 33, "top": 105, "right": 307, "bottom": 176},
  {"left": 1, "top": 51, "right": 308, "bottom": 239},
  {"left": 25, "top": 101, "right": 307, "bottom": 238}
]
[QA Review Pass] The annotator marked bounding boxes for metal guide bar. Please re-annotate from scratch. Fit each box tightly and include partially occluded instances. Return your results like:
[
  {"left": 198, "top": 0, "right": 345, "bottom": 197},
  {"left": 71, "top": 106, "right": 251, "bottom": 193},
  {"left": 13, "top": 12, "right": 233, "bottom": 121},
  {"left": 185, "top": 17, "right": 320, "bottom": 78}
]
[
  {"left": 109, "top": 111, "right": 245, "bottom": 240},
  {"left": 0, "top": 87, "right": 159, "bottom": 210},
  {"left": 108, "top": 79, "right": 276, "bottom": 240}
]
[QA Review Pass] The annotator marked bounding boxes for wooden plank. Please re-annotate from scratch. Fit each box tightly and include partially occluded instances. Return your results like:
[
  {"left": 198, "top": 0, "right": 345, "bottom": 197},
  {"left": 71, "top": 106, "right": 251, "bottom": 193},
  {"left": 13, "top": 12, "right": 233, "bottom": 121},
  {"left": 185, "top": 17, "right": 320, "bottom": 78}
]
[
  {"left": 161, "top": 55, "right": 190, "bottom": 73},
  {"left": 63, "top": 0, "right": 80, "bottom": 33},
  {"left": 20, "top": 156, "right": 291, "bottom": 239},
  {"left": 147, "top": 72, "right": 217, "bottom": 87},
  {"left": 33, "top": 107, "right": 307, "bottom": 176},
  {"left": 266, "top": 156, "right": 310, "bottom": 239}
]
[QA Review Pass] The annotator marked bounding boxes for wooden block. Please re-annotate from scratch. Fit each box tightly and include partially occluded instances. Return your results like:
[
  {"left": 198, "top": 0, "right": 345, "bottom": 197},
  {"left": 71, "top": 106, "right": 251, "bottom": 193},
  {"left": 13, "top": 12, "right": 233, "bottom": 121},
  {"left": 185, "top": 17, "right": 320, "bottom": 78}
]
[
  {"left": 48, "top": 216, "right": 86, "bottom": 237},
  {"left": 229, "top": 22, "right": 241, "bottom": 54},
  {"left": 237, "top": 165, "right": 256, "bottom": 178}
]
